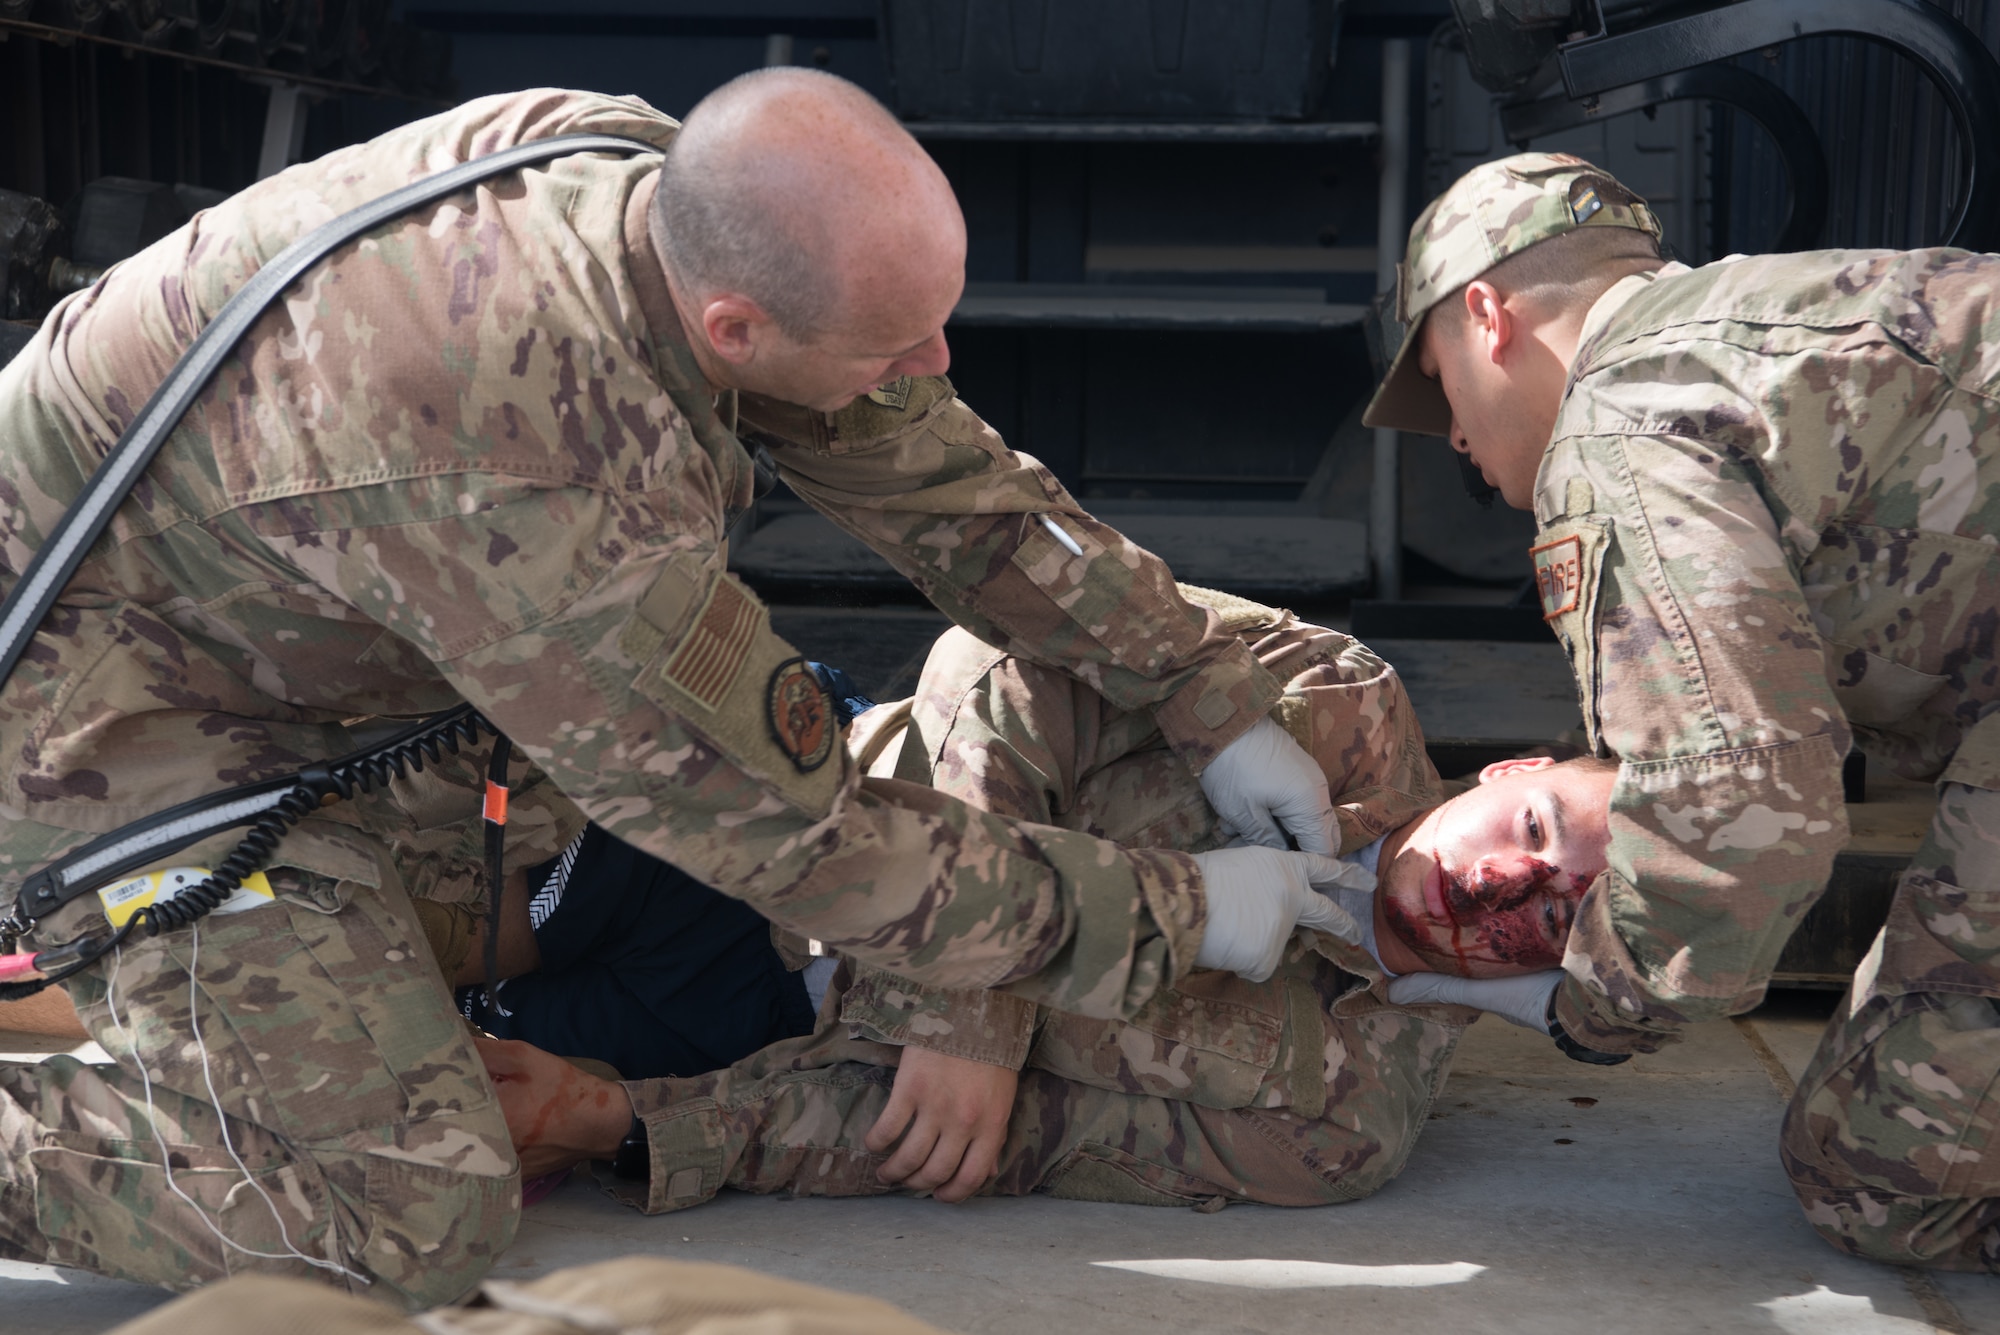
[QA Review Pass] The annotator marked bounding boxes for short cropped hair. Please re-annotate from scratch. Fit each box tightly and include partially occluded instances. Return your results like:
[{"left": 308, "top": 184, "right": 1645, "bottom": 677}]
[
  {"left": 1430, "top": 224, "right": 1662, "bottom": 331},
  {"left": 653, "top": 70, "right": 855, "bottom": 339},
  {"left": 1548, "top": 753, "right": 1620, "bottom": 778}
]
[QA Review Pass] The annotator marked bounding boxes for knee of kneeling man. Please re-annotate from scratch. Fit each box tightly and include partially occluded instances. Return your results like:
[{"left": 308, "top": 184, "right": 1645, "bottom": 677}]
[
  {"left": 354, "top": 1157, "right": 521, "bottom": 1311},
  {"left": 1789, "top": 1180, "right": 1993, "bottom": 1269}
]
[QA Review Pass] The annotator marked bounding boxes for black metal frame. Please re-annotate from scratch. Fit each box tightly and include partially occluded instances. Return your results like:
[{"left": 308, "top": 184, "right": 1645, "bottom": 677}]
[
  {"left": 0, "top": 9, "right": 451, "bottom": 102},
  {"left": 1556, "top": 0, "right": 2000, "bottom": 251},
  {"left": 1501, "top": 60, "right": 1831, "bottom": 252}
]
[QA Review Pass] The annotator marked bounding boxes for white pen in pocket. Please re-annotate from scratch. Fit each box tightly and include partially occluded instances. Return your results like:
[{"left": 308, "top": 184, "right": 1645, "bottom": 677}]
[{"left": 1039, "top": 512, "right": 1085, "bottom": 557}]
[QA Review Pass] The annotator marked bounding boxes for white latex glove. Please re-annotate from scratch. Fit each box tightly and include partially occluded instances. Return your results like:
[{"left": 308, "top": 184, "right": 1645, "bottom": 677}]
[
  {"left": 1198, "top": 716, "right": 1338, "bottom": 855},
  {"left": 1192, "top": 847, "right": 1375, "bottom": 983},
  {"left": 1386, "top": 970, "right": 1564, "bottom": 1033}
]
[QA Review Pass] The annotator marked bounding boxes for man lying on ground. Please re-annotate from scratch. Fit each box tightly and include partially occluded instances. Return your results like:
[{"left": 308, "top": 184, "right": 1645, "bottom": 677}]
[{"left": 480, "top": 588, "right": 1618, "bottom": 1211}]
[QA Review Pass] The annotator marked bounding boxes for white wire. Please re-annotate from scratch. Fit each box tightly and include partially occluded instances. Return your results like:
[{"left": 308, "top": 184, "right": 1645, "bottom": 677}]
[
  {"left": 185, "top": 923, "right": 371, "bottom": 1284},
  {"left": 103, "top": 934, "right": 369, "bottom": 1284}
]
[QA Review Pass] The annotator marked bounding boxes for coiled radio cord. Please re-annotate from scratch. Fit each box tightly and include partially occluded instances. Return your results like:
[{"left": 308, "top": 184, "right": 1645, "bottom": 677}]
[{"left": 0, "top": 705, "right": 503, "bottom": 999}]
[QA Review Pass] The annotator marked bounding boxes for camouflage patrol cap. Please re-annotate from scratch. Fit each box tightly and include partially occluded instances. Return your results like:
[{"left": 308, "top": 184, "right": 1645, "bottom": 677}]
[{"left": 1362, "top": 152, "right": 1662, "bottom": 436}]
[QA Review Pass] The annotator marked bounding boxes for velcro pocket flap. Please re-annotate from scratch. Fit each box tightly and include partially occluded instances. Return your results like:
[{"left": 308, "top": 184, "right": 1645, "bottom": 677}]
[{"left": 1864, "top": 873, "right": 2000, "bottom": 1002}]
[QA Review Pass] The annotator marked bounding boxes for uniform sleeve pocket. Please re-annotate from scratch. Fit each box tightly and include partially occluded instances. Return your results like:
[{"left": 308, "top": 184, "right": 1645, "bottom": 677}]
[{"left": 621, "top": 563, "right": 845, "bottom": 819}]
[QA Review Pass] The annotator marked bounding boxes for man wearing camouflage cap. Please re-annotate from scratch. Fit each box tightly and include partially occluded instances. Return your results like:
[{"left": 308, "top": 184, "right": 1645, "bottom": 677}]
[
  {"left": 1363, "top": 150, "right": 2000, "bottom": 1271},
  {"left": 0, "top": 73, "right": 1352, "bottom": 1303}
]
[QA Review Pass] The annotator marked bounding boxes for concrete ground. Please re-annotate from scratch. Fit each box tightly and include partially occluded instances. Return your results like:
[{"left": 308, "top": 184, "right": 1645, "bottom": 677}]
[{"left": 4, "top": 1000, "right": 1996, "bottom": 1335}]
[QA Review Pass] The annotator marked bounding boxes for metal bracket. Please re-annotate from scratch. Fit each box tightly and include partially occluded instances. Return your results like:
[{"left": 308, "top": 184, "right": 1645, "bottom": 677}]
[
  {"left": 1555, "top": 0, "right": 2000, "bottom": 250},
  {"left": 1502, "top": 61, "right": 1830, "bottom": 250},
  {"left": 256, "top": 82, "right": 311, "bottom": 179}
]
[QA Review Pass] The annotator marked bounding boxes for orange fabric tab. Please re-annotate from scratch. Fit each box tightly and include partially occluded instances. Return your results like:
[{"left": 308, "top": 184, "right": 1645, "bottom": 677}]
[{"left": 483, "top": 781, "right": 510, "bottom": 825}]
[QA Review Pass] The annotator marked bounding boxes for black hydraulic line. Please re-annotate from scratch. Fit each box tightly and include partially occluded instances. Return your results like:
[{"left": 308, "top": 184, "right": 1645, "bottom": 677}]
[
  {"left": 1502, "top": 61, "right": 1831, "bottom": 251},
  {"left": 1556, "top": 0, "right": 2000, "bottom": 251}
]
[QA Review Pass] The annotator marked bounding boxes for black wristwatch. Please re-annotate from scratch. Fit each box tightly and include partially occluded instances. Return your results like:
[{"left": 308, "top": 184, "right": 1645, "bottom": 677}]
[
  {"left": 1546, "top": 989, "right": 1631, "bottom": 1066},
  {"left": 611, "top": 1114, "right": 650, "bottom": 1181}
]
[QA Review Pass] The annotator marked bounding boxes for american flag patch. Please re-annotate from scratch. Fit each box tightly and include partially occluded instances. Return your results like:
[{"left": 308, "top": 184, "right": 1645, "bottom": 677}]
[{"left": 663, "top": 575, "right": 762, "bottom": 711}]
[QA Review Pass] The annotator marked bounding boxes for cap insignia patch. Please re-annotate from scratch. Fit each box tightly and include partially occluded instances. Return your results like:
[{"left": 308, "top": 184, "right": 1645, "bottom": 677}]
[{"left": 1569, "top": 179, "right": 1604, "bottom": 225}]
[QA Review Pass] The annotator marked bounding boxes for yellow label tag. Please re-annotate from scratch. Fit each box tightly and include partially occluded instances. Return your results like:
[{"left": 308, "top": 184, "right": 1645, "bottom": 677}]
[{"left": 97, "top": 867, "right": 276, "bottom": 929}]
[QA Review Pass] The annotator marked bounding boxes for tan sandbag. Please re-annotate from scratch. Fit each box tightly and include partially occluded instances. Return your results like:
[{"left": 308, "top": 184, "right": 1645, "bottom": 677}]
[
  {"left": 105, "top": 1258, "right": 962, "bottom": 1335},
  {"left": 450, "top": 1257, "right": 963, "bottom": 1335},
  {"left": 106, "top": 1275, "right": 412, "bottom": 1335}
]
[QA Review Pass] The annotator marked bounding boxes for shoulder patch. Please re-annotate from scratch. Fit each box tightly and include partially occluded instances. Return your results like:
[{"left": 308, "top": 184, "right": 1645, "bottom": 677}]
[
  {"left": 1531, "top": 535, "right": 1585, "bottom": 618},
  {"left": 866, "top": 376, "right": 913, "bottom": 410},
  {"left": 826, "top": 375, "right": 953, "bottom": 451},
  {"left": 766, "top": 658, "right": 835, "bottom": 772},
  {"left": 664, "top": 575, "right": 763, "bottom": 712},
  {"left": 1529, "top": 515, "right": 1613, "bottom": 755}
]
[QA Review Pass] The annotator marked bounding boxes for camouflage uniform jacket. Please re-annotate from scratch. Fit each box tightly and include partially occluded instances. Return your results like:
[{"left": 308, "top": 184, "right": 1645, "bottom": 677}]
[
  {"left": 821, "top": 600, "right": 1470, "bottom": 1193},
  {"left": 1537, "top": 249, "right": 2000, "bottom": 1052},
  {"left": 0, "top": 89, "right": 1284, "bottom": 1018}
]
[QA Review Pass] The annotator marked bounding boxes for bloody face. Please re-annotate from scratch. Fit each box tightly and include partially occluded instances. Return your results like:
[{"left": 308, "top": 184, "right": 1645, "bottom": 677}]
[{"left": 1374, "top": 757, "right": 1617, "bottom": 978}]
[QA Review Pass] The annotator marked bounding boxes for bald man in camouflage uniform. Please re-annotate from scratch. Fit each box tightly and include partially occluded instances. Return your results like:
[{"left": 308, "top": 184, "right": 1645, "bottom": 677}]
[
  {"left": 587, "top": 592, "right": 1472, "bottom": 1214},
  {"left": 0, "top": 82, "right": 1348, "bottom": 1304},
  {"left": 1363, "top": 152, "right": 2000, "bottom": 1270}
]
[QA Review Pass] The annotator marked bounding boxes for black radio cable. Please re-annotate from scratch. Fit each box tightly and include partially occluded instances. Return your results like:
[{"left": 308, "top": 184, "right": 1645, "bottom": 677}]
[{"left": 0, "top": 706, "right": 498, "bottom": 1000}]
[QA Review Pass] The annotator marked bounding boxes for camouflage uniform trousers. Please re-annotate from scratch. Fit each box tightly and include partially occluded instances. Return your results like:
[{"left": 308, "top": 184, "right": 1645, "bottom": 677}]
[
  {"left": 1781, "top": 779, "right": 2000, "bottom": 1270},
  {"left": 616, "top": 961, "right": 1389, "bottom": 1216},
  {"left": 0, "top": 838, "right": 519, "bottom": 1309}
]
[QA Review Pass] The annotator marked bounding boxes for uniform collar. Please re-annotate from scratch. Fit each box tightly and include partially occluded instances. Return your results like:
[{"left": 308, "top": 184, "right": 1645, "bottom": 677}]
[
  {"left": 624, "top": 166, "right": 716, "bottom": 403},
  {"left": 624, "top": 169, "right": 751, "bottom": 509},
  {"left": 1531, "top": 261, "right": 1691, "bottom": 509},
  {"left": 1572, "top": 259, "right": 1688, "bottom": 363}
]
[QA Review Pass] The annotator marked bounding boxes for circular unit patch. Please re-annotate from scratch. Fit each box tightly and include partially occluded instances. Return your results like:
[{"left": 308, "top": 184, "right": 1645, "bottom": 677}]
[{"left": 766, "top": 657, "right": 835, "bottom": 773}]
